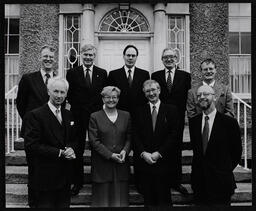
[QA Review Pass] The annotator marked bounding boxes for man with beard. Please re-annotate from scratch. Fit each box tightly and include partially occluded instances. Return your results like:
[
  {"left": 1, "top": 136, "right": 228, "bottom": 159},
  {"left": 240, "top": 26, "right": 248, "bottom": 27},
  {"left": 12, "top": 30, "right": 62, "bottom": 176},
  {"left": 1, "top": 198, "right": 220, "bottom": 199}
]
[
  {"left": 66, "top": 44, "right": 107, "bottom": 195},
  {"left": 132, "top": 79, "right": 179, "bottom": 206},
  {"left": 151, "top": 48, "right": 191, "bottom": 194},
  {"left": 16, "top": 45, "right": 57, "bottom": 207},
  {"left": 189, "top": 85, "right": 242, "bottom": 205},
  {"left": 187, "top": 58, "right": 234, "bottom": 119},
  {"left": 107, "top": 45, "right": 150, "bottom": 116}
]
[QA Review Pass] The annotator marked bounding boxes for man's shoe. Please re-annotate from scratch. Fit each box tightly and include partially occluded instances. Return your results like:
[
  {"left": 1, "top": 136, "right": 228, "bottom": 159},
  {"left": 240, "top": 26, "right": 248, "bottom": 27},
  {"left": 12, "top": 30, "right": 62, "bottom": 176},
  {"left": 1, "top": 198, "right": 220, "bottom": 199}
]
[
  {"left": 173, "top": 184, "right": 189, "bottom": 195},
  {"left": 71, "top": 186, "right": 81, "bottom": 196}
]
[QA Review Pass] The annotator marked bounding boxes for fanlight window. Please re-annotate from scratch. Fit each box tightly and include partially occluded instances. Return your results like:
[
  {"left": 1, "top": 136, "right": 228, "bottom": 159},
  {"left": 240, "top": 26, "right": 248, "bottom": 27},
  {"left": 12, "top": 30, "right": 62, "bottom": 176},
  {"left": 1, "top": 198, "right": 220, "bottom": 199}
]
[{"left": 99, "top": 9, "right": 150, "bottom": 32}]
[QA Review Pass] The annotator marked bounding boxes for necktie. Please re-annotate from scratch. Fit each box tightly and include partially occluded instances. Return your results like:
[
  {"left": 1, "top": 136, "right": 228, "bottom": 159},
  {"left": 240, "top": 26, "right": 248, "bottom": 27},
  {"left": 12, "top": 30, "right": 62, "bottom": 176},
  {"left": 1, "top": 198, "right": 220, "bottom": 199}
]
[
  {"left": 85, "top": 69, "right": 91, "bottom": 88},
  {"left": 128, "top": 69, "right": 132, "bottom": 88},
  {"left": 167, "top": 70, "right": 172, "bottom": 93},
  {"left": 152, "top": 105, "right": 157, "bottom": 131},
  {"left": 45, "top": 73, "right": 50, "bottom": 85},
  {"left": 55, "top": 109, "right": 62, "bottom": 125},
  {"left": 202, "top": 115, "right": 209, "bottom": 154}
]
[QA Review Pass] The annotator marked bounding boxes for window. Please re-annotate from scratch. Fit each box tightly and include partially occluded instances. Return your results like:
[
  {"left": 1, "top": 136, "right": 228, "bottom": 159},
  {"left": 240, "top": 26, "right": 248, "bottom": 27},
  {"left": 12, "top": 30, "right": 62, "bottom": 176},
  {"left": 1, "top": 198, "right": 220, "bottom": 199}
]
[
  {"left": 167, "top": 16, "right": 186, "bottom": 71},
  {"left": 63, "top": 15, "right": 81, "bottom": 74},
  {"left": 229, "top": 3, "right": 251, "bottom": 96}
]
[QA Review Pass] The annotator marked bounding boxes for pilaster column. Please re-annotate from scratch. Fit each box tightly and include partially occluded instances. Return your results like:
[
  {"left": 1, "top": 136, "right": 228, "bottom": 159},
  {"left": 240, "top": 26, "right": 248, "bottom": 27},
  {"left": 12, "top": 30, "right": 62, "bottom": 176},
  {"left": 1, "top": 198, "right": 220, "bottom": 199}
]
[
  {"left": 153, "top": 3, "right": 167, "bottom": 71},
  {"left": 81, "top": 4, "right": 95, "bottom": 45}
]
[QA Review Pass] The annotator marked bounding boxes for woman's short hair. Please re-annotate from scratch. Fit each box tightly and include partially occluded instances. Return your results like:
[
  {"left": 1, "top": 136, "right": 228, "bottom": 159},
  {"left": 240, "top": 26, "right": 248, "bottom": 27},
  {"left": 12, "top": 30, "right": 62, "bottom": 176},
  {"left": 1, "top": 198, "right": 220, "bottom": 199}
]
[{"left": 101, "top": 86, "right": 121, "bottom": 97}]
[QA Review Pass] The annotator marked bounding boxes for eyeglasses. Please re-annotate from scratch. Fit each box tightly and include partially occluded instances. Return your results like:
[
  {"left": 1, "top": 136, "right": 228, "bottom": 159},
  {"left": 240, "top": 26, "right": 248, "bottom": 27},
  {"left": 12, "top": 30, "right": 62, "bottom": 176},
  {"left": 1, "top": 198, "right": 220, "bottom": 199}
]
[
  {"left": 104, "top": 96, "right": 118, "bottom": 100},
  {"left": 162, "top": 55, "right": 177, "bottom": 60},
  {"left": 144, "top": 88, "right": 159, "bottom": 94},
  {"left": 197, "top": 92, "right": 215, "bottom": 98}
]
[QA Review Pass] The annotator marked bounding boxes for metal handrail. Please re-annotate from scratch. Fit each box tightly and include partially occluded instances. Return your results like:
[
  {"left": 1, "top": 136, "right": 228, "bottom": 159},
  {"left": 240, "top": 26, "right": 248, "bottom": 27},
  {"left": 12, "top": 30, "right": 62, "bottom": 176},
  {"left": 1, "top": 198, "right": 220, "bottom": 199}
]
[{"left": 232, "top": 93, "right": 251, "bottom": 170}]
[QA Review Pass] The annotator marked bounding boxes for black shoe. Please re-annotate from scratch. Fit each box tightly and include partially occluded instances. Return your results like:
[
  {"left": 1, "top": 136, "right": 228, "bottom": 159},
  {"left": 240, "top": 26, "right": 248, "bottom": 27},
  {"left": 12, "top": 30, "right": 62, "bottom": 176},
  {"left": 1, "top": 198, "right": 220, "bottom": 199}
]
[
  {"left": 173, "top": 184, "right": 189, "bottom": 195},
  {"left": 71, "top": 185, "right": 81, "bottom": 196}
]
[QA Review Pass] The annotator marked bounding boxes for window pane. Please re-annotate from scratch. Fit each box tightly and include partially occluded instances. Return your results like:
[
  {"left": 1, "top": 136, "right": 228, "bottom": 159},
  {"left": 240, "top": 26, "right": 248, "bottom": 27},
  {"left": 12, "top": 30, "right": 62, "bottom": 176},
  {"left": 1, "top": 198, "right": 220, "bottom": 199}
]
[
  {"left": 241, "top": 32, "right": 251, "bottom": 54},
  {"left": 9, "top": 36, "right": 19, "bottom": 53},
  {"left": 4, "top": 35, "right": 7, "bottom": 54},
  {"left": 229, "top": 32, "right": 239, "bottom": 54},
  {"left": 5, "top": 19, "right": 8, "bottom": 34},
  {"left": 9, "top": 19, "right": 19, "bottom": 34}
]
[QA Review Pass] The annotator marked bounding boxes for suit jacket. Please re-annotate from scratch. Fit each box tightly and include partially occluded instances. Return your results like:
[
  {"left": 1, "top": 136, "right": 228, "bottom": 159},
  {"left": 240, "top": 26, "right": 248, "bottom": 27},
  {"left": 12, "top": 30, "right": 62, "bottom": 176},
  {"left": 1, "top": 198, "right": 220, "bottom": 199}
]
[
  {"left": 151, "top": 68, "right": 191, "bottom": 117},
  {"left": 189, "top": 112, "right": 242, "bottom": 198},
  {"left": 66, "top": 65, "right": 107, "bottom": 114},
  {"left": 107, "top": 66, "right": 150, "bottom": 114},
  {"left": 24, "top": 104, "right": 78, "bottom": 191},
  {"left": 89, "top": 109, "right": 131, "bottom": 183},
  {"left": 16, "top": 71, "right": 51, "bottom": 137},
  {"left": 187, "top": 81, "right": 234, "bottom": 119},
  {"left": 133, "top": 103, "right": 179, "bottom": 179}
]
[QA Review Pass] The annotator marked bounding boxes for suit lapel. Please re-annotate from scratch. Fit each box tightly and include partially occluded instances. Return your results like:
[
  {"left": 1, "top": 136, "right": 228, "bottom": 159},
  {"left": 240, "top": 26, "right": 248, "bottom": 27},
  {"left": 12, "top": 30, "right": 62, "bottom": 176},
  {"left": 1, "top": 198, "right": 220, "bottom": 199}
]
[
  {"left": 195, "top": 114, "right": 204, "bottom": 155},
  {"left": 120, "top": 67, "right": 130, "bottom": 89},
  {"left": 207, "top": 112, "right": 220, "bottom": 149},
  {"left": 33, "top": 71, "right": 48, "bottom": 102},
  {"left": 144, "top": 104, "right": 154, "bottom": 132},
  {"left": 154, "top": 103, "right": 164, "bottom": 134},
  {"left": 91, "top": 66, "right": 100, "bottom": 88},
  {"left": 171, "top": 68, "right": 182, "bottom": 92},
  {"left": 132, "top": 67, "right": 141, "bottom": 90},
  {"left": 61, "top": 108, "right": 70, "bottom": 145},
  {"left": 77, "top": 66, "right": 87, "bottom": 86}
]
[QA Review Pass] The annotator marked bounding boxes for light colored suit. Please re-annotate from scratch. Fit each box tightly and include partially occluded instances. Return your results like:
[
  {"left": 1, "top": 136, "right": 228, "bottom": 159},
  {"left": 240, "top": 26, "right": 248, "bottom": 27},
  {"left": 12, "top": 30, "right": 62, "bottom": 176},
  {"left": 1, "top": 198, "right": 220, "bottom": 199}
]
[{"left": 187, "top": 81, "right": 234, "bottom": 119}]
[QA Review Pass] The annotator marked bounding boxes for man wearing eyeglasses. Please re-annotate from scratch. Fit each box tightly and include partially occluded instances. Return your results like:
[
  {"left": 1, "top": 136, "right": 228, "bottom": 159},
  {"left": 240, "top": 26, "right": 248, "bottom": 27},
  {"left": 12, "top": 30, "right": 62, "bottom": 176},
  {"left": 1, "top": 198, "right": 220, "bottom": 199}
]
[
  {"left": 187, "top": 58, "right": 234, "bottom": 119},
  {"left": 151, "top": 48, "right": 191, "bottom": 195},
  {"left": 66, "top": 44, "right": 107, "bottom": 195},
  {"left": 189, "top": 85, "right": 241, "bottom": 205},
  {"left": 107, "top": 44, "right": 150, "bottom": 116}
]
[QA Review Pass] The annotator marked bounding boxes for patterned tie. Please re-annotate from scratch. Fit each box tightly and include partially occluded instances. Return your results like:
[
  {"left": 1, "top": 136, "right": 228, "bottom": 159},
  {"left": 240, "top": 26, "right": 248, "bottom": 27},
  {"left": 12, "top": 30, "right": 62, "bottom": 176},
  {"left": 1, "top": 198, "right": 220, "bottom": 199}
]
[
  {"left": 202, "top": 115, "right": 209, "bottom": 154},
  {"left": 55, "top": 109, "right": 62, "bottom": 125},
  {"left": 128, "top": 69, "right": 132, "bottom": 88},
  {"left": 85, "top": 68, "right": 91, "bottom": 88},
  {"left": 152, "top": 105, "right": 157, "bottom": 131},
  {"left": 45, "top": 73, "right": 50, "bottom": 85},
  {"left": 166, "top": 70, "right": 172, "bottom": 93}
]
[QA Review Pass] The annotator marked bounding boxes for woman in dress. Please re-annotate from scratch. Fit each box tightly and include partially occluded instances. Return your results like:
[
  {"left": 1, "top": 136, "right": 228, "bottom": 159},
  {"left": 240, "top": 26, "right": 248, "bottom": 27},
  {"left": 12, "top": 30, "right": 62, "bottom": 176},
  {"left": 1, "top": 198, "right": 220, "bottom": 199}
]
[{"left": 89, "top": 86, "right": 131, "bottom": 207}]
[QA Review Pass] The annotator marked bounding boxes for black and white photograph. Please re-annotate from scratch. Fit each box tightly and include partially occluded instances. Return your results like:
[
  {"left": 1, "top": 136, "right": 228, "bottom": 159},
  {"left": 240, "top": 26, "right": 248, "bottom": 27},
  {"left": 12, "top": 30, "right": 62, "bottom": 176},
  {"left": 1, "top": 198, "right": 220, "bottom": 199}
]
[{"left": 3, "top": 2, "right": 252, "bottom": 208}]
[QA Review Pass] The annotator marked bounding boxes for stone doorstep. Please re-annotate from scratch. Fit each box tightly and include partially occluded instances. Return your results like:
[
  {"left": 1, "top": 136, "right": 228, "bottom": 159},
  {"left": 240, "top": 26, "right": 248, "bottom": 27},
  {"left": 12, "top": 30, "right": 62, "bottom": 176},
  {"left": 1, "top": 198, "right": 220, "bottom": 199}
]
[
  {"left": 5, "top": 183, "right": 252, "bottom": 205},
  {"left": 5, "top": 165, "right": 252, "bottom": 184}
]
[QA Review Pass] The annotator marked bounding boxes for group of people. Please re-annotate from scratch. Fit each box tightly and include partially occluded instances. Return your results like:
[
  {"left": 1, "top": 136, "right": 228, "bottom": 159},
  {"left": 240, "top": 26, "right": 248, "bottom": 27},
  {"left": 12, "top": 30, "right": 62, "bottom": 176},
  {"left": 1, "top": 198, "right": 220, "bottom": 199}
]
[{"left": 16, "top": 43, "right": 242, "bottom": 208}]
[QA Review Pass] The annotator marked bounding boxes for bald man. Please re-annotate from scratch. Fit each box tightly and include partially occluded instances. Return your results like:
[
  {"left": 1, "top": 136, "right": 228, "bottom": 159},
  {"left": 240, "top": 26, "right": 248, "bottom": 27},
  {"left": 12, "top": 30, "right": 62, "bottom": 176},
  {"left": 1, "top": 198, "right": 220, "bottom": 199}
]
[{"left": 189, "top": 85, "right": 242, "bottom": 205}]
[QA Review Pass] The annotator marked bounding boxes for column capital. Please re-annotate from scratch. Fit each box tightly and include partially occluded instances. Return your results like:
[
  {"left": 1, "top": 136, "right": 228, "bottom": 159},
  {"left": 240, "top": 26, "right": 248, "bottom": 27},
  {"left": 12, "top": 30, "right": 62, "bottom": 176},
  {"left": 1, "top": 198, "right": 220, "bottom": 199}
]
[
  {"left": 153, "top": 3, "right": 166, "bottom": 14},
  {"left": 82, "top": 3, "right": 95, "bottom": 13}
]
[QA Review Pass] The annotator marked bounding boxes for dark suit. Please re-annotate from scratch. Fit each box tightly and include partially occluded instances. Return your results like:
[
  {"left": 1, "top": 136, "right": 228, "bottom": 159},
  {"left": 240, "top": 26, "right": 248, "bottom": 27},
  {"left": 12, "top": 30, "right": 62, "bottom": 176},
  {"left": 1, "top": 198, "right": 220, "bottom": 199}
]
[
  {"left": 133, "top": 103, "right": 179, "bottom": 206},
  {"left": 89, "top": 109, "right": 131, "bottom": 206},
  {"left": 107, "top": 66, "right": 150, "bottom": 115},
  {"left": 151, "top": 68, "right": 191, "bottom": 186},
  {"left": 189, "top": 112, "right": 242, "bottom": 205},
  {"left": 66, "top": 65, "right": 107, "bottom": 188},
  {"left": 24, "top": 104, "right": 77, "bottom": 208},
  {"left": 16, "top": 70, "right": 55, "bottom": 207},
  {"left": 187, "top": 81, "right": 234, "bottom": 119}
]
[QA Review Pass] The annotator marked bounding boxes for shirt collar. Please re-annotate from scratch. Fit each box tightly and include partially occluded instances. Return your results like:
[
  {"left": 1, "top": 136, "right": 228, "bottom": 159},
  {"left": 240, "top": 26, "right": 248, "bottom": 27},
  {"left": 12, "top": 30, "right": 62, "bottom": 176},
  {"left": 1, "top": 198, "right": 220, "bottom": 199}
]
[
  {"left": 203, "top": 80, "right": 215, "bottom": 87},
  {"left": 149, "top": 100, "right": 161, "bottom": 112},
  {"left": 165, "top": 67, "right": 175, "bottom": 74},
  {"left": 48, "top": 101, "right": 61, "bottom": 114},
  {"left": 40, "top": 69, "right": 53, "bottom": 78},
  {"left": 203, "top": 108, "right": 217, "bottom": 120},
  {"left": 124, "top": 65, "right": 135, "bottom": 73},
  {"left": 83, "top": 64, "right": 93, "bottom": 72}
]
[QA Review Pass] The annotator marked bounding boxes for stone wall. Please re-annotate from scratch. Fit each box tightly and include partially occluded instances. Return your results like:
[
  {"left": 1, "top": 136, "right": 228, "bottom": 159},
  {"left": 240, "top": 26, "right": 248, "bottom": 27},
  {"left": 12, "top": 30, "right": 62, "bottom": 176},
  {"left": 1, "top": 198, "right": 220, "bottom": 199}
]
[
  {"left": 19, "top": 4, "right": 59, "bottom": 77},
  {"left": 190, "top": 3, "right": 229, "bottom": 86}
]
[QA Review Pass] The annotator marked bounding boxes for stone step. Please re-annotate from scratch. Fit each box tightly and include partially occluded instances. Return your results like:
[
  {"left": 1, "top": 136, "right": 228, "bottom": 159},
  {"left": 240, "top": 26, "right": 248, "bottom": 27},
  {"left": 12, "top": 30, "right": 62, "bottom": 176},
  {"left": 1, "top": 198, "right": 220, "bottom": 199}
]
[
  {"left": 5, "top": 150, "right": 194, "bottom": 166},
  {"left": 5, "top": 165, "right": 251, "bottom": 184},
  {"left": 5, "top": 183, "right": 252, "bottom": 206}
]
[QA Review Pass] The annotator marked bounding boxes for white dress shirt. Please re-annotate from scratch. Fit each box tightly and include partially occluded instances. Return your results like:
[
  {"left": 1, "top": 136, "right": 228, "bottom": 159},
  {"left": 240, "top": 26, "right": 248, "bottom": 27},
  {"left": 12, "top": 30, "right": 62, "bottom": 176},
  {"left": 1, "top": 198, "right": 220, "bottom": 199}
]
[
  {"left": 201, "top": 108, "right": 217, "bottom": 140},
  {"left": 83, "top": 64, "right": 93, "bottom": 80},
  {"left": 149, "top": 100, "right": 161, "bottom": 114},
  {"left": 165, "top": 67, "right": 175, "bottom": 83},
  {"left": 203, "top": 80, "right": 215, "bottom": 87},
  {"left": 124, "top": 65, "right": 135, "bottom": 80},
  {"left": 40, "top": 69, "right": 53, "bottom": 84}
]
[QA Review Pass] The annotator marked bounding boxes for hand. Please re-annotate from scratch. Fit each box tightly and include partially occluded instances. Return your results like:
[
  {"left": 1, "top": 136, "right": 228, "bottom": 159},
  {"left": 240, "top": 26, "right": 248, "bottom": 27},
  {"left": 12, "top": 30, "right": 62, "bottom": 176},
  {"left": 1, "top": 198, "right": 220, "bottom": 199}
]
[
  {"left": 151, "top": 151, "right": 161, "bottom": 162},
  {"left": 111, "top": 153, "right": 122, "bottom": 163},
  {"left": 142, "top": 152, "right": 156, "bottom": 165},
  {"left": 119, "top": 150, "right": 126, "bottom": 163},
  {"left": 63, "top": 147, "right": 76, "bottom": 160}
]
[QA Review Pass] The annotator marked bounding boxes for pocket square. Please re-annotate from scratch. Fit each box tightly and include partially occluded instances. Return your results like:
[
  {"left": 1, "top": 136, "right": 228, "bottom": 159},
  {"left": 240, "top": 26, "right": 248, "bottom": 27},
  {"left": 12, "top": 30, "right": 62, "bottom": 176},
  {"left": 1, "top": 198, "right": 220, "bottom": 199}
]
[{"left": 70, "top": 121, "right": 74, "bottom": 126}]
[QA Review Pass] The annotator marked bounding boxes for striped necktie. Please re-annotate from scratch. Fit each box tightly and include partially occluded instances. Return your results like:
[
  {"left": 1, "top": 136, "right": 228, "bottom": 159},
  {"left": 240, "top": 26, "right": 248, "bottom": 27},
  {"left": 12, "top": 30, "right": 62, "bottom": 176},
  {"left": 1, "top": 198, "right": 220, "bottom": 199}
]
[
  {"left": 152, "top": 105, "right": 157, "bottom": 131},
  {"left": 167, "top": 70, "right": 172, "bottom": 92},
  {"left": 202, "top": 115, "right": 209, "bottom": 154}
]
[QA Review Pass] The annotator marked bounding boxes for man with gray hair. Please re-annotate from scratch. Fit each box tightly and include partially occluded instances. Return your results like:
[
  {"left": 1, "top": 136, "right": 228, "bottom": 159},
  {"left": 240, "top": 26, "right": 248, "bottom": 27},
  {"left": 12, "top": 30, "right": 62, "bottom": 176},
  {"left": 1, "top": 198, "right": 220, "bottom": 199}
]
[
  {"left": 66, "top": 44, "right": 107, "bottom": 195},
  {"left": 24, "top": 77, "right": 77, "bottom": 208},
  {"left": 16, "top": 44, "right": 58, "bottom": 207}
]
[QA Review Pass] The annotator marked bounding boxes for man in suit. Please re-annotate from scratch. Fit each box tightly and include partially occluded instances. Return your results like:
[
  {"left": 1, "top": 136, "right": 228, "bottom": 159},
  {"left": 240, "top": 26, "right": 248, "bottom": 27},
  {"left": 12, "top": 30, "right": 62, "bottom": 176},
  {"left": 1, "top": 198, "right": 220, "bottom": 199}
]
[
  {"left": 107, "top": 44, "right": 150, "bottom": 116},
  {"left": 187, "top": 58, "right": 234, "bottom": 119},
  {"left": 66, "top": 44, "right": 107, "bottom": 195},
  {"left": 189, "top": 85, "right": 242, "bottom": 205},
  {"left": 16, "top": 45, "right": 57, "bottom": 207},
  {"left": 24, "top": 77, "right": 77, "bottom": 208},
  {"left": 151, "top": 48, "right": 191, "bottom": 194},
  {"left": 133, "top": 79, "right": 179, "bottom": 206}
]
